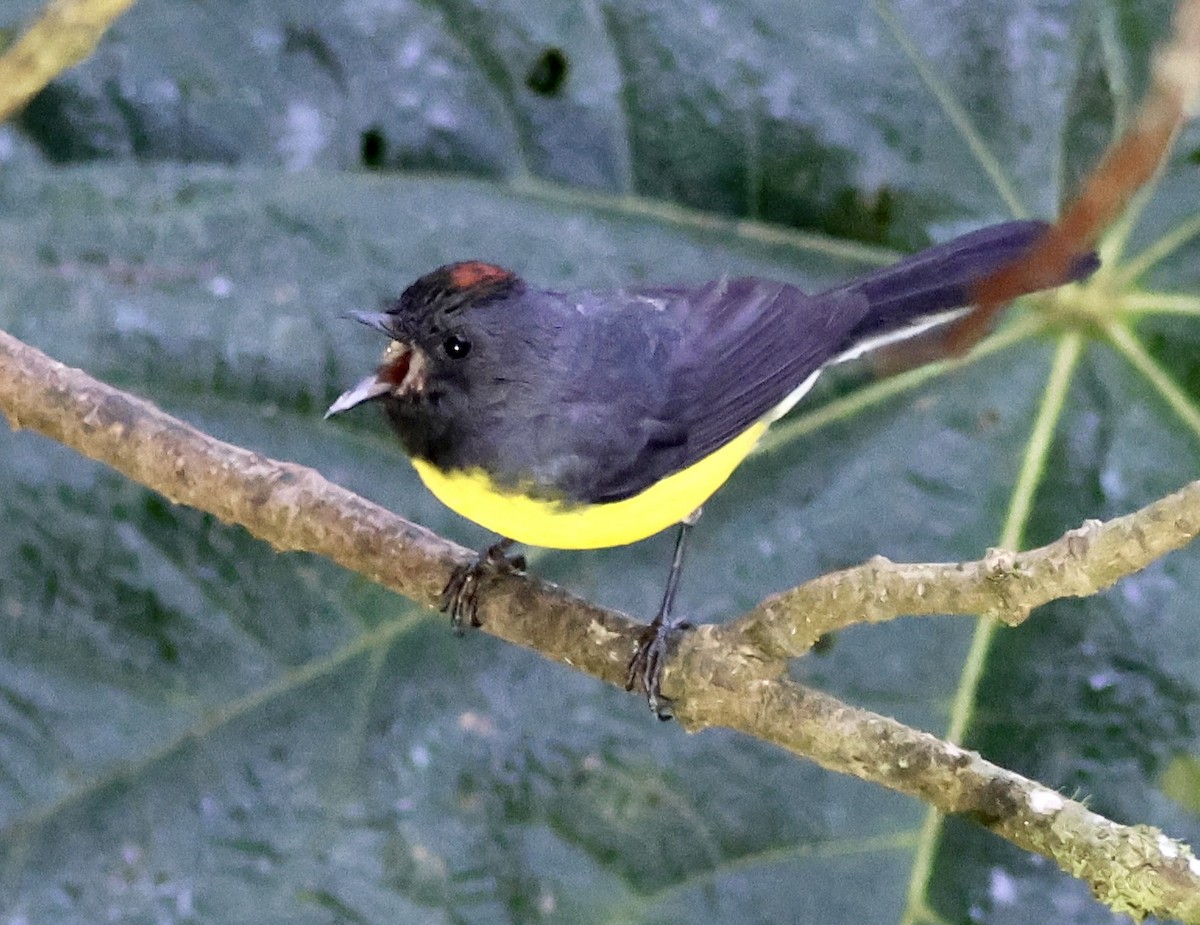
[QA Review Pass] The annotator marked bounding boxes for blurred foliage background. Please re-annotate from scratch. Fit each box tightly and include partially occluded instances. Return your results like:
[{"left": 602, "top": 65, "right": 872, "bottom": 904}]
[{"left": 0, "top": 0, "right": 1198, "bottom": 922}]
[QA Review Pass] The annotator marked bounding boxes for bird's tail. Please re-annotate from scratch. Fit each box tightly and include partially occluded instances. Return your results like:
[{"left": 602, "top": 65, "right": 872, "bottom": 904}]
[{"left": 825, "top": 220, "right": 1099, "bottom": 361}]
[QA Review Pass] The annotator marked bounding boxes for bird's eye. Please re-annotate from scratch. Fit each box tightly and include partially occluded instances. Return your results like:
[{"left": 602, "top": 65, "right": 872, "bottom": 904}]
[{"left": 442, "top": 334, "right": 472, "bottom": 359}]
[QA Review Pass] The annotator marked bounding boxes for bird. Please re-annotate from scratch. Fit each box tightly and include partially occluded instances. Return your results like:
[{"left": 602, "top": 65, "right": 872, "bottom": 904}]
[{"left": 326, "top": 220, "right": 1098, "bottom": 716}]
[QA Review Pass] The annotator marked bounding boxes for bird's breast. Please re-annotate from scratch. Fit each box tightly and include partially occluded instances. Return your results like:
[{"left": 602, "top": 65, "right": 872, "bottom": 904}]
[{"left": 408, "top": 420, "right": 767, "bottom": 549}]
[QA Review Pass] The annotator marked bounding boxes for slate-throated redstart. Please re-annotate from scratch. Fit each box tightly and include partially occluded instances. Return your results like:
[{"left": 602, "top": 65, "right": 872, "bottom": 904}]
[{"left": 327, "top": 220, "right": 1098, "bottom": 716}]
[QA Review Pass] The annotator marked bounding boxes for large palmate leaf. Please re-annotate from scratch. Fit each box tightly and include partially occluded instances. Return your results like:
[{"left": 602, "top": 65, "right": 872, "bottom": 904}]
[{"left": 0, "top": 1, "right": 1197, "bottom": 922}]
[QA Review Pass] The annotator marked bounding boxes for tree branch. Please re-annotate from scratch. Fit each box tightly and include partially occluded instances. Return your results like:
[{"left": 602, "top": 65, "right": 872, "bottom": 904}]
[
  {"left": 3, "top": 326, "right": 1199, "bottom": 920},
  {"left": 675, "top": 669, "right": 1200, "bottom": 922},
  {"left": 729, "top": 490, "right": 1200, "bottom": 659}
]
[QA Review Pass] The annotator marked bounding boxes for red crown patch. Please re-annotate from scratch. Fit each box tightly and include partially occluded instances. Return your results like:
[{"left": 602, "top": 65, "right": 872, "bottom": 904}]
[{"left": 447, "top": 261, "right": 516, "bottom": 291}]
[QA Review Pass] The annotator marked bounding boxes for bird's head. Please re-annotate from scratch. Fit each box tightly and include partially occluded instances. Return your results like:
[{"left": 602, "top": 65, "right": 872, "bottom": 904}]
[{"left": 325, "top": 260, "right": 523, "bottom": 418}]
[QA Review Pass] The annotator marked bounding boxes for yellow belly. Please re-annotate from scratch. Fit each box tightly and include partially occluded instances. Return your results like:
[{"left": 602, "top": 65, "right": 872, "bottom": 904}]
[{"left": 409, "top": 422, "right": 768, "bottom": 549}]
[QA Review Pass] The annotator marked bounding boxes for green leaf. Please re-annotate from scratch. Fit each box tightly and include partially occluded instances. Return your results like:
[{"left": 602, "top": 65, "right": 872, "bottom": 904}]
[{"left": 1, "top": 1, "right": 1198, "bottom": 923}]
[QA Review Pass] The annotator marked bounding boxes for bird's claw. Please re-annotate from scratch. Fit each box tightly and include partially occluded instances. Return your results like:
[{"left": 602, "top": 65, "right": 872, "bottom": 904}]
[
  {"left": 440, "top": 540, "right": 524, "bottom": 632},
  {"left": 625, "top": 617, "right": 693, "bottom": 720}
]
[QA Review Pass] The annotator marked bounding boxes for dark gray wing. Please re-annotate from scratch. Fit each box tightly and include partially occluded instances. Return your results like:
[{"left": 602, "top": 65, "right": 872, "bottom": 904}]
[
  {"left": 662, "top": 279, "right": 871, "bottom": 472},
  {"left": 521, "top": 222, "right": 1099, "bottom": 505},
  {"left": 578, "top": 278, "right": 872, "bottom": 502}
]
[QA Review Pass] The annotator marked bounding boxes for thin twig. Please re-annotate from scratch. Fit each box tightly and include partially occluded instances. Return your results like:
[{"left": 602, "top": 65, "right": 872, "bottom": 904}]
[
  {"left": 0, "top": 0, "right": 137, "bottom": 123},
  {"left": 728, "top": 485, "right": 1200, "bottom": 659},
  {"left": 955, "top": 0, "right": 1200, "bottom": 350}
]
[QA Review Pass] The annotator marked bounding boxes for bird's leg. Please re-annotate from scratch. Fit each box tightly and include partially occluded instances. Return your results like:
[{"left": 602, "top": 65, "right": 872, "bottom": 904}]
[
  {"left": 626, "top": 510, "right": 700, "bottom": 719},
  {"left": 440, "top": 537, "right": 526, "bottom": 633}
]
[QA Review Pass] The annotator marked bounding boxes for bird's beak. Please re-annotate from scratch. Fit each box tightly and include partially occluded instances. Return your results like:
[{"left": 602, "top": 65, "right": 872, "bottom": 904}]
[
  {"left": 347, "top": 311, "right": 395, "bottom": 335},
  {"left": 325, "top": 340, "right": 425, "bottom": 419},
  {"left": 324, "top": 373, "right": 394, "bottom": 418}
]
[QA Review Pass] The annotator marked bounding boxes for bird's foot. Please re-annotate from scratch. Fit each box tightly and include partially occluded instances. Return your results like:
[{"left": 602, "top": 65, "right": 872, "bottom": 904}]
[
  {"left": 625, "top": 616, "right": 693, "bottom": 720},
  {"left": 440, "top": 539, "right": 525, "bottom": 633}
]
